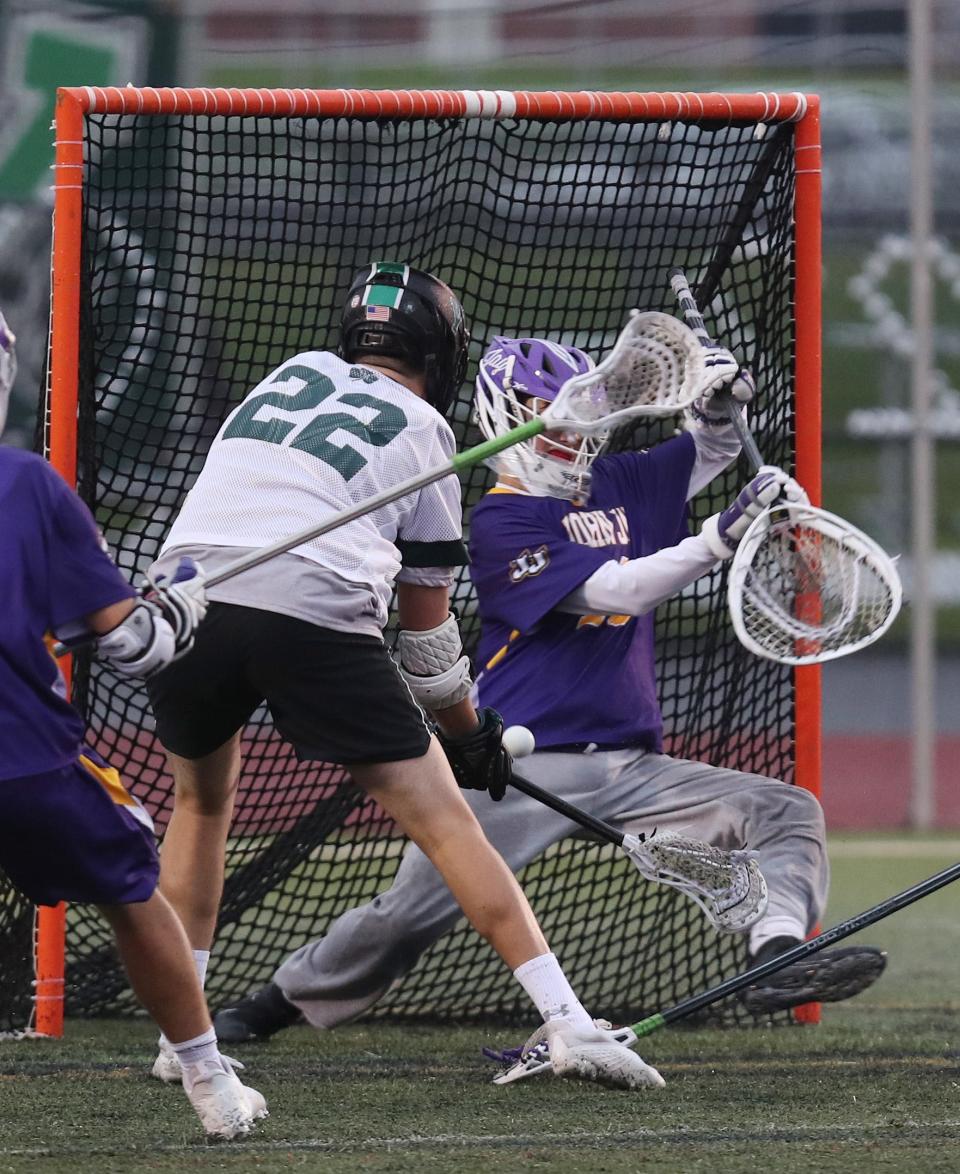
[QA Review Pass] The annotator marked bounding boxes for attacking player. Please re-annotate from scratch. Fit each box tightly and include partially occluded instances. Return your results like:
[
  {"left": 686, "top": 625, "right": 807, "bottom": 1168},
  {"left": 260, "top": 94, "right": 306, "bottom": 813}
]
[
  {"left": 0, "top": 310, "right": 266, "bottom": 1140},
  {"left": 143, "top": 263, "right": 667, "bottom": 1091},
  {"left": 212, "top": 333, "right": 886, "bottom": 1048}
]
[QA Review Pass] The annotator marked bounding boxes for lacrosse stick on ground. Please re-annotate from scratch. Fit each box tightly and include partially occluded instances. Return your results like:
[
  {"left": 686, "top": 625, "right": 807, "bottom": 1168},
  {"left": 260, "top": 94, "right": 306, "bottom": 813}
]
[
  {"left": 668, "top": 268, "right": 902, "bottom": 666},
  {"left": 502, "top": 727, "right": 767, "bottom": 935},
  {"left": 487, "top": 857, "right": 958, "bottom": 1083},
  {"left": 55, "top": 309, "right": 710, "bottom": 658}
]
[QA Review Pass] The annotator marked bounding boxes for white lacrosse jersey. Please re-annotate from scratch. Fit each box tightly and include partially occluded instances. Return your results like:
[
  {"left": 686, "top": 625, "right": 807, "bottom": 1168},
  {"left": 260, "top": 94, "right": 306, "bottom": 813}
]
[{"left": 159, "top": 352, "right": 464, "bottom": 634}]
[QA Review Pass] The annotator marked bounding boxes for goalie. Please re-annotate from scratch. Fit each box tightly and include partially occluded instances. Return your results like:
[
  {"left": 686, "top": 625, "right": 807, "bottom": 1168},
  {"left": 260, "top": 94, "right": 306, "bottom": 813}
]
[{"left": 213, "top": 333, "right": 886, "bottom": 1047}]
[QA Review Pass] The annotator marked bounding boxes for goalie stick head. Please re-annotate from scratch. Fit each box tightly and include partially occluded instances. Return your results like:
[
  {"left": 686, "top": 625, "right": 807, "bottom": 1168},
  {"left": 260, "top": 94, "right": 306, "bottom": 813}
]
[
  {"left": 474, "top": 335, "right": 603, "bottom": 500},
  {"left": 339, "top": 262, "right": 470, "bottom": 418},
  {"left": 0, "top": 309, "right": 17, "bottom": 438}
]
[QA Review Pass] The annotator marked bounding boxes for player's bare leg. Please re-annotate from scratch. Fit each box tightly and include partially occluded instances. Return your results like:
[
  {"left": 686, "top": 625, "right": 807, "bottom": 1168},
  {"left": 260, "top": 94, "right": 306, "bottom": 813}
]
[
  {"left": 149, "top": 734, "right": 247, "bottom": 1087},
  {"left": 159, "top": 733, "right": 243, "bottom": 949},
  {"left": 99, "top": 893, "right": 212, "bottom": 1041},
  {"left": 99, "top": 892, "right": 266, "bottom": 1138},
  {"left": 351, "top": 737, "right": 665, "bottom": 1091},
  {"left": 350, "top": 737, "right": 547, "bottom": 970}
]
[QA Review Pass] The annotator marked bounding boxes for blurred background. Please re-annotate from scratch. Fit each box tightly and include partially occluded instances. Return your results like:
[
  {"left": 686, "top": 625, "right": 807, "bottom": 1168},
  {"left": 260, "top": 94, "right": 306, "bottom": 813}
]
[{"left": 0, "top": 0, "right": 956, "bottom": 829}]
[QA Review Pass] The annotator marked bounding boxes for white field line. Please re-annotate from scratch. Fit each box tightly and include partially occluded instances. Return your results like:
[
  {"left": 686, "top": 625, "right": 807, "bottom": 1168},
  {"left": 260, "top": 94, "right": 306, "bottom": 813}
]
[{"left": 6, "top": 1118, "right": 960, "bottom": 1157}]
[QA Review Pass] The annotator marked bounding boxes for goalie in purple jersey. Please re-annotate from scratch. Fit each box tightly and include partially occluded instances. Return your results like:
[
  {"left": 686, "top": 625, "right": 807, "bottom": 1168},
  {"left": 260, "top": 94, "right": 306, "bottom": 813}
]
[
  {"left": 212, "top": 331, "right": 886, "bottom": 1050},
  {"left": 0, "top": 313, "right": 266, "bottom": 1140}
]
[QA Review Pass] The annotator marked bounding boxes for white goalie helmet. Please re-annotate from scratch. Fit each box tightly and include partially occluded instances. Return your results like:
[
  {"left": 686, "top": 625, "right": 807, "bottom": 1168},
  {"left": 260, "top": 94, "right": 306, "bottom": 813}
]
[{"left": 474, "top": 335, "right": 605, "bottom": 500}]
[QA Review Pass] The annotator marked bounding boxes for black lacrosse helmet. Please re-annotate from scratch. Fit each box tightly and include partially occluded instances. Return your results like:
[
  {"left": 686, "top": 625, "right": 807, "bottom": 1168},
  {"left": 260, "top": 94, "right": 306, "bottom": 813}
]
[{"left": 338, "top": 262, "right": 470, "bottom": 417}]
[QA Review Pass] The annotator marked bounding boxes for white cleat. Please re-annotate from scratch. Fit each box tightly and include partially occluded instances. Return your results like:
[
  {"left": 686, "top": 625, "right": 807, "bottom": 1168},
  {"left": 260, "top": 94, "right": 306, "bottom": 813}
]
[
  {"left": 151, "top": 1039, "right": 183, "bottom": 1083},
  {"left": 151, "top": 1038, "right": 245, "bottom": 1084},
  {"left": 182, "top": 1055, "right": 268, "bottom": 1141},
  {"left": 545, "top": 1020, "right": 666, "bottom": 1091}
]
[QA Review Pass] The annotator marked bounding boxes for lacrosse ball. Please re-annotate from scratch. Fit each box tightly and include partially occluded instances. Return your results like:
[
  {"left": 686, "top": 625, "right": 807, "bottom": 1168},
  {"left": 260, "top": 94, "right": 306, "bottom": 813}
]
[{"left": 503, "top": 725, "right": 536, "bottom": 759}]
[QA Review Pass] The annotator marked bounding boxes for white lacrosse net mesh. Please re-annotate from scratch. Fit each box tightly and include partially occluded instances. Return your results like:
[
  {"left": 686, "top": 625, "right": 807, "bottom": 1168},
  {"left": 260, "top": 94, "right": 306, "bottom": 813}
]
[
  {"left": 629, "top": 832, "right": 768, "bottom": 934},
  {"left": 543, "top": 311, "right": 706, "bottom": 430},
  {"left": 730, "top": 504, "right": 903, "bottom": 665}
]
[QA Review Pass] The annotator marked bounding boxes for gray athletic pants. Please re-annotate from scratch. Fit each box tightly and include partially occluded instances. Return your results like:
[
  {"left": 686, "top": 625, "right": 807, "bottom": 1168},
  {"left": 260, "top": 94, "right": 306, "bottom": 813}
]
[{"left": 274, "top": 748, "right": 828, "bottom": 1027}]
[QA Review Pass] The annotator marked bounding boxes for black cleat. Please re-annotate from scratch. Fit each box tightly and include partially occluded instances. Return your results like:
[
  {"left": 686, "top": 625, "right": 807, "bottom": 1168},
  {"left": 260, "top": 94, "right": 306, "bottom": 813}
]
[
  {"left": 213, "top": 982, "right": 304, "bottom": 1043},
  {"left": 741, "top": 936, "right": 888, "bottom": 1014}
]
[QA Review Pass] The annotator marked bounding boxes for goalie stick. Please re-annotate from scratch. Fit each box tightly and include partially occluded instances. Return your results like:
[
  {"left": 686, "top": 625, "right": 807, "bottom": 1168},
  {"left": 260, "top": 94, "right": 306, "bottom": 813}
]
[
  {"left": 668, "top": 267, "right": 902, "bottom": 665},
  {"left": 491, "top": 858, "right": 960, "bottom": 1083}
]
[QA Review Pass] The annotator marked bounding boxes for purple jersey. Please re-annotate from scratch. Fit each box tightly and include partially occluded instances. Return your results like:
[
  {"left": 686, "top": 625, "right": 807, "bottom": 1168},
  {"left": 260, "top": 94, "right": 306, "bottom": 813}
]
[
  {"left": 471, "top": 433, "right": 696, "bottom": 750},
  {"left": 0, "top": 449, "right": 135, "bottom": 780}
]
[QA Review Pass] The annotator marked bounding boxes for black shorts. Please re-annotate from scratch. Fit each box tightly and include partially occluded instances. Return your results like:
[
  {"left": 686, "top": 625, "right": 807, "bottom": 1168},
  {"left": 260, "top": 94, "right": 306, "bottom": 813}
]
[{"left": 146, "top": 603, "right": 431, "bottom": 764}]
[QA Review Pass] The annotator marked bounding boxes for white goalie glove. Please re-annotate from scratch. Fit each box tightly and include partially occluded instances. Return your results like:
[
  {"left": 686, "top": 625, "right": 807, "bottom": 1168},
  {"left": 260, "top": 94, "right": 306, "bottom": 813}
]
[
  {"left": 96, "top": 556, "right": 208, "bottom": 679},
  {"left": 685, "top": 345, "right": 755, "bottom": 426}
]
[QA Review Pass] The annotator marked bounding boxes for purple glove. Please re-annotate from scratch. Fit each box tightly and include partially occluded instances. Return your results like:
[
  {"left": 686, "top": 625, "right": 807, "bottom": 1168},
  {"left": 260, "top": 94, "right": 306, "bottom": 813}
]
[{"left": 701, "top": 466, "right": 808, "bottom": 559}]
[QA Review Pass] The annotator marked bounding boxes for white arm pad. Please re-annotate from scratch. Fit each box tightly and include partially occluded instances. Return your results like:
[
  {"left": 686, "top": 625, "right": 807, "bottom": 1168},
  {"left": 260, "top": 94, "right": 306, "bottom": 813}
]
[
  {"left": 96, "top": 599, "right": 177, "bottom": 679},
  {"left": 397, "top": 612, "right": 473, "bottom": 711},
  {"left": 556, "top": 534, "right": 721, "bottom": 617},
  {"left": 684, "top": 407, "right": 744, "bottom": 499}
]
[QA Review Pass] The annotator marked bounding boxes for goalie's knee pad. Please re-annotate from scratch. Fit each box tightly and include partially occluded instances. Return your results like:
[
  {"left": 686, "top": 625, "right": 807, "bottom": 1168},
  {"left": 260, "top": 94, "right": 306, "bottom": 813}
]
[{"left": 396, "top": 612, "right": 472, "bottom": 711}]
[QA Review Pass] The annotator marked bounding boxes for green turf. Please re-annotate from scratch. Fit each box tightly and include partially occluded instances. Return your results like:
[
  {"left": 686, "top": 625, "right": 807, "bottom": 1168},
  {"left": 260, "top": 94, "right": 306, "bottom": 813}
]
[{"left": 2, "top": 840, "right": 959, "bottom": 1172}]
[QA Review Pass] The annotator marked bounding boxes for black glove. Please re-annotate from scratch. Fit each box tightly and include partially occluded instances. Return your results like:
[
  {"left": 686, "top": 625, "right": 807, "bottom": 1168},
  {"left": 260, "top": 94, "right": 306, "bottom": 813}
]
[{"left": 436, "top": 707, "right": 512, "bottom": 802}]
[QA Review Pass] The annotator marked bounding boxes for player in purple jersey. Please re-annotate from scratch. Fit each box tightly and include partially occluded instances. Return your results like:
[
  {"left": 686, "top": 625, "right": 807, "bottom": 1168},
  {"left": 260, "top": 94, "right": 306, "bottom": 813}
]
[
  {"left": 213, "top": 331, "right": 886, "bottom": 1049},
  {"left": 0, "top": 314, "right": 267, "bottom": 1140}
]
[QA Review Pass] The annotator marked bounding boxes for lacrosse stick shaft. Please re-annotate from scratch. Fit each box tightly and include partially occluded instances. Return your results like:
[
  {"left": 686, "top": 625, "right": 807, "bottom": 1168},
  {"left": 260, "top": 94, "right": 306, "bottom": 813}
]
[
  {"left": 216, "top": 300, "right": 701, "bottom": 585},
  {"left": 510, "top": 771, "right": 625, "bottom": 847},
  {"left": 629, "top": 859, "right": 960, "bottom": 1038},
  {"left": 51, "top": 419, "right": 544, "bottom": 656},
  {"left": 208, "top": 419, "right": 543, "bottom": 587},
  {"left": 668, "top": 267, "right": 766, "bottom": 472}
]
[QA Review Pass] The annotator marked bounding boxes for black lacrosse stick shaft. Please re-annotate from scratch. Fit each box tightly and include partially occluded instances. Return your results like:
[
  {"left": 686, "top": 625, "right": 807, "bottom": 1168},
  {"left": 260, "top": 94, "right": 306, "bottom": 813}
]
[
  {"left": 509, "top": 771, "right": 627, "bottom": 848},
  {"left": 632, "top": 859, "right": 960, "bottom": 1036},
  {"left": 668, "top": 266, "right": 767, "bottom": 470}
]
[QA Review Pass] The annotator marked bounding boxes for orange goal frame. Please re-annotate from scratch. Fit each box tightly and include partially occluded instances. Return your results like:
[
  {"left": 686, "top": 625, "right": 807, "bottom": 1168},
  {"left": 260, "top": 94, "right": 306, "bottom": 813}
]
[{"left": 40, "top": 86, "right": 822, "bottom": 1037}]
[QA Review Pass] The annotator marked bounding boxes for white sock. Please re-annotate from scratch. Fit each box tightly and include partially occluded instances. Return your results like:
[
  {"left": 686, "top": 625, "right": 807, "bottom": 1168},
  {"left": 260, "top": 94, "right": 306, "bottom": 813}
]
[
  {"left": 159, "top": 949, "right": 212, "bottom": 1051},
  {"left": 171, "top": 1026, "right": 221, "bottom": 1085},
  {"left": 749, "top": 916, "right": 807, "bottom": 956},
  {"left": 513, "top": 952, "right": 594, "bottom": 1031}
]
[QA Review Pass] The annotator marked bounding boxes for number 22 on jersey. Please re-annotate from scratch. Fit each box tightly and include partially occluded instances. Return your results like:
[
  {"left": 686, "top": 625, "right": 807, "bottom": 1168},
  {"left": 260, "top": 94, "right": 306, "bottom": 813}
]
[{"left": 222, "top": 363, "right": 407, "bottom": 481}]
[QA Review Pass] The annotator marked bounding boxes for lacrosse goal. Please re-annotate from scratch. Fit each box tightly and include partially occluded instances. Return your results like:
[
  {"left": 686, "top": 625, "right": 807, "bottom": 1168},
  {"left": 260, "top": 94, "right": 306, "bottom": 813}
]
[{"left": 1, "top": 87, "right": 821, "bottom": 1037}]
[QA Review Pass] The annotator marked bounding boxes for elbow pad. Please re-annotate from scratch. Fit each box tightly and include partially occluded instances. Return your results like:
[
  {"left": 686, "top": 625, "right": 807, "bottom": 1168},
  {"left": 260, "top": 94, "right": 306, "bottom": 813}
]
[
  {"left": 96, "top": 599, "right": 177, "bottom": 679},
  {"left": 397, "top": 612, "right": 473, "bottom": 711}
]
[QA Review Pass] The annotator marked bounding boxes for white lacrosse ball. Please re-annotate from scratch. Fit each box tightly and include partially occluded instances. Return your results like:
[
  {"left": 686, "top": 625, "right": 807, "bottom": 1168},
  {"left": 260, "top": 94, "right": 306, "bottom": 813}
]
[{"left": 503, "top": 725, "right": 536, "bottom": 759}]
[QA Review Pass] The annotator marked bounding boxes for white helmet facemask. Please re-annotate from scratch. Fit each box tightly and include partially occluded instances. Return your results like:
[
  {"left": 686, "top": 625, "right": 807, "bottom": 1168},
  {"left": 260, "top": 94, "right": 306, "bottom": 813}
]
[{"left": 473, "top": 338, "right": 607, "bottom": 502}]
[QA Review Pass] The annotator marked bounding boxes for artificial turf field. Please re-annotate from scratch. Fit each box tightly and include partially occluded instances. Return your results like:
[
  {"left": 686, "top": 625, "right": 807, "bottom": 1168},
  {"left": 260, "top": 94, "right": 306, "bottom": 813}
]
[{"left": 2, "top": 837, "right": 959, "bottom": 1173}]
